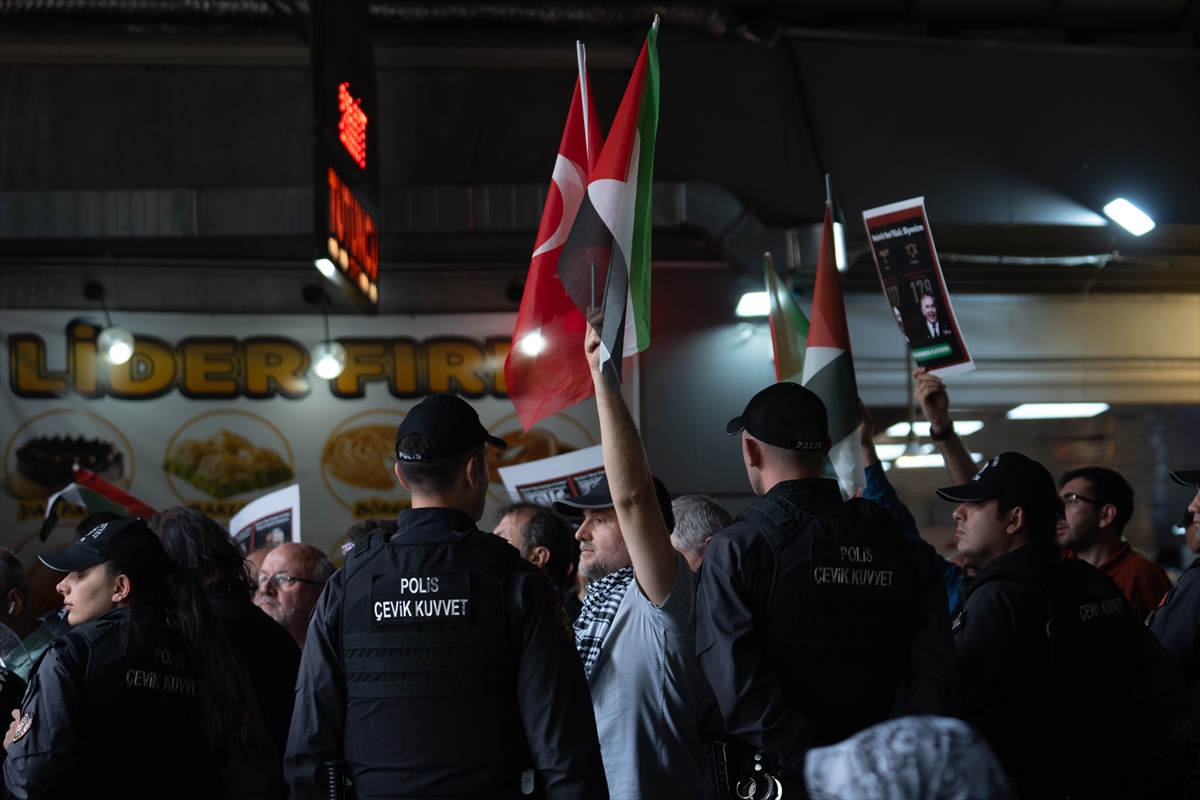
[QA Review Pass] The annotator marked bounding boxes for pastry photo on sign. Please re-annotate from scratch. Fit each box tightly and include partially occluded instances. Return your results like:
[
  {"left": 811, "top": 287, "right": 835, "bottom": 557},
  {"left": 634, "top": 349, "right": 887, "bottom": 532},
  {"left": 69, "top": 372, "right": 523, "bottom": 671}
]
[
  {"left": 164, "top": 428, "right": 294, "bottom": 500},
  {"left": 862, "top": 196, "right": 975, "bottom": 376},
  {"left": 320, "top": 409, "right": 410, "bottom": 520}
]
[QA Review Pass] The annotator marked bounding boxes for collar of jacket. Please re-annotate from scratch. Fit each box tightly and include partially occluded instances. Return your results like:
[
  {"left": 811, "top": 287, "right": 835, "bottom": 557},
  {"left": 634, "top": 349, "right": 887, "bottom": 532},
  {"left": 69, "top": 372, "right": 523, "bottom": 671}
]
[
  {"left": 395, "top": 506, "right": 479, "bottom": 539},
  {"left": 764, "top": 477, "right": 844, "bottom": 507}
]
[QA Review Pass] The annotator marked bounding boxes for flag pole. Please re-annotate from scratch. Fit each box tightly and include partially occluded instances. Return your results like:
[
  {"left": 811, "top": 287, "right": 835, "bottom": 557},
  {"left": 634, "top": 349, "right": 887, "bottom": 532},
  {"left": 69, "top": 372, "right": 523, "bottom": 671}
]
[
  {"left": 653, "top": 14, "right": 660, "bottom": 33},
  {"left": 577, "top": 41, "right": 590, "bottom": 159}
]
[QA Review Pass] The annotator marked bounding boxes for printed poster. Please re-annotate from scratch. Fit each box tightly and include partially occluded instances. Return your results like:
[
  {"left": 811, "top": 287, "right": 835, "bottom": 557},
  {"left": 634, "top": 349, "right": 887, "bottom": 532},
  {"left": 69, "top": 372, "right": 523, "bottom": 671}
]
[
  {"left": 229, "top": 484, "right": 301, "bottom": 552},
  {"left": 498, "top": 445, "right": 606, "bottom": 506},
  {"left": 862, "top": 197, "right": 975, "bottom": 376}
]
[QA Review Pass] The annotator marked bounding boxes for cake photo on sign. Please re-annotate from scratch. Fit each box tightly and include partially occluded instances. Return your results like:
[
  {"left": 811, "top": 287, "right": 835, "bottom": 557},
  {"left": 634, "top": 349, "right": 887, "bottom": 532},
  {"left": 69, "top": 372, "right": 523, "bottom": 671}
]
[
  {"left": 10, "top": 435, "right": 124, "bottom": 499},
  {"left": 164, "top": 429, "right": 294, "bottom": 500}
]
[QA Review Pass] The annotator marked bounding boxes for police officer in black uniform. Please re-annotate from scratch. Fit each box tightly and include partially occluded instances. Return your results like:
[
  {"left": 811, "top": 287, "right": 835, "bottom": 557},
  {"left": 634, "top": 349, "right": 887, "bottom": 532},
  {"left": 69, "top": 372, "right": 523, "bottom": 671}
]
[
  {"left": 3, "top": 517, "right": 276, "bottom": 799},
  {"left": 695, "top": 383, "right": 959, "bottom": 798},
  {"left": 1148, "top": 468, "right": 1200, "bottom": 795},
  {"left": 940, "top": 451, "right": 1188, "bottom": 799},
  {"left": 284, "top": 394, "right": 608, "bottom": 800}
]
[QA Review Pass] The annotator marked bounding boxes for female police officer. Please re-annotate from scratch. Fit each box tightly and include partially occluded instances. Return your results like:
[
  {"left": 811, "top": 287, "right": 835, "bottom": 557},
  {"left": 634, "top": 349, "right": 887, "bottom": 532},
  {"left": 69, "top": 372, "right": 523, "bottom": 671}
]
[{"left": 2, "top": 517, "right": 277, "bottom": 799}]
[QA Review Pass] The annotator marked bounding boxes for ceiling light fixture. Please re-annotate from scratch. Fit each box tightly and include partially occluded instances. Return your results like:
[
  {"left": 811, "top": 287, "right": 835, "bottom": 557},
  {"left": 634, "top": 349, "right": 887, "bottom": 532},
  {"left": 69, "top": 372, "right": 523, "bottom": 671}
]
[
  {"left": 1102, "top": 198, "right": 1155, "bottom": 236},
  {"left": 303, "top": 285, "right": 346, "bottom": 380},
  {"left": 314, "top": 258, "right": 337, "bottom": 278},
  {"left": 885, "top": 421, "right": 984, "bottom": 438},
  {"left": 735, "top": 292, "right": 770, "bottom": 318},
  {"left": 1006, "top": 403, "right": 1109, "bottom": 420},
  {"left": 894, "top": 452, "right": 985, "bottom": 469},
  {"left": 832, "top": 220, "right": 847, "bottom": 272},
  {"left": 83, "top": 282, "right": 135, "bottom": 365}
]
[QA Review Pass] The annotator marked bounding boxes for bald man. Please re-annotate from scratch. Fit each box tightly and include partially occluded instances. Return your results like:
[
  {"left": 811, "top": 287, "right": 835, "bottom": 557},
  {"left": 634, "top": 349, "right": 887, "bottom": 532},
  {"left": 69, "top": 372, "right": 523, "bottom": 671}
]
[{"left": 255, "top": 542, "right": 334, "bottom": 649}]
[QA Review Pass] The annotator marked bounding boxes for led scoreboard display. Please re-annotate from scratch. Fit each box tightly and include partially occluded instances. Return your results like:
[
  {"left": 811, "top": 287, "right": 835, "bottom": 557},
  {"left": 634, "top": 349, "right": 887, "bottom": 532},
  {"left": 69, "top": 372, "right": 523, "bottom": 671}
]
[{"left": 311, "top": 0, "right": 380, "bottom": 310}]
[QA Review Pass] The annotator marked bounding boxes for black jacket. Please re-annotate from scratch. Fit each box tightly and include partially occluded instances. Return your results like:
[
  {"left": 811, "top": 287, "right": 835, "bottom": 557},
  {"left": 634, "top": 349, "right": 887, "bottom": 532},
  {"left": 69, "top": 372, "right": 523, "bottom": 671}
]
[
  {"left": 207, "top": 579, "right": 302, "bottom": 754},
  {"left": 695, "top": 478, "right": 959, "bottom": 774},
  {"left": 955, "top": 541, "right": 1189, "bottom": 797},
  {"left": 2, "top": 608, "right": 217, "bottom": 800},
  {"left": 1149, "top": 558, "right": 1200, "bottom": 742},
  {"left": 283, "top": 507, "right": 608, "bottom": 800}
]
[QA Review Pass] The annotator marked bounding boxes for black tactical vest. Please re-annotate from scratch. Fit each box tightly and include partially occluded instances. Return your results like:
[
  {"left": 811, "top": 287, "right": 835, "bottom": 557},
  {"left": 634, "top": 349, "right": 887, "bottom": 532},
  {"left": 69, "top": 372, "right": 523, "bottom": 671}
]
[
  {"left": 47, "top": 609, "right": 215, "bottom": 800},
  {"left": 964, "top": 556, "right": 1140, "bottom": 797},
  {"left": 340, "top": 528, "right": 535, "bottom": 799},
  {"left": 739, "top": 495, "right": 920, "bottom": 746}
]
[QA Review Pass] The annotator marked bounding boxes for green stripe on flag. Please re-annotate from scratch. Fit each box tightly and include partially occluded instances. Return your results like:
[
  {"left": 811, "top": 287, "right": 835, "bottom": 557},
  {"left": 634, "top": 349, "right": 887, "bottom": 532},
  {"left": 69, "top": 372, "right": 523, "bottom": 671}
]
[
  {"left": 78, "top": 487, "right": 135, "bottom": 517},
  {"left": 629, "top": 25, "right": 659, "bottom": 353}
]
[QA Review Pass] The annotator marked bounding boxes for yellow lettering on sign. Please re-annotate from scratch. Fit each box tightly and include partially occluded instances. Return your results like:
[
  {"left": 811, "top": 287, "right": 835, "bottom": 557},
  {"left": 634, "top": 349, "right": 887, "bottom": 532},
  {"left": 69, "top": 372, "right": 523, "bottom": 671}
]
[
  {"left": 426, "top": 339, "right": 486, "bottom": 396},
  {"left": 69, "top": 322, "right": 101, "bottom": 397},
  {"left": 9, "top": 336, "right": 69, "bottom": 397},
  {"left": 244, "top": 338, "right": 310, "bottom": 399},
  {"left": 332, "top": 340, "right": 389, "bottom": 398},
  {"left": 486, "top": 337, "right": 511, "bottom": 397},
  {"left": 180, "top": 339, "right": 239, "bottom": 398},
  {"left": 391, "top": 339, "right": 419, "bottom": 397},
  {"left": 108, "top": 337, "right": 178, "bottom": 398}
]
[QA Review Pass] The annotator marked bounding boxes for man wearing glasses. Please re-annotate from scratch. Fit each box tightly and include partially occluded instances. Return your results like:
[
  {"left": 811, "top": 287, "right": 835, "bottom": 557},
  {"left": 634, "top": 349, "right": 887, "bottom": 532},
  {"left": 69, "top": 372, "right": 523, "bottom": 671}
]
[
  {"left": 256, "top": 542, "right": 334, "bottom": 649},
  {"left": 1057, "top": 467, "right": 1171, "bottom": 619}
]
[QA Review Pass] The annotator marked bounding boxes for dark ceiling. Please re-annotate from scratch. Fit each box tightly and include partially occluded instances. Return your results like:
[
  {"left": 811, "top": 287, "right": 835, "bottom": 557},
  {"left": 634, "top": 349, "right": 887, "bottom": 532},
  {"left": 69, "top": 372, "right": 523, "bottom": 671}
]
[{"left": 1, "top": 0, "right": 1198, "bottom": 303}]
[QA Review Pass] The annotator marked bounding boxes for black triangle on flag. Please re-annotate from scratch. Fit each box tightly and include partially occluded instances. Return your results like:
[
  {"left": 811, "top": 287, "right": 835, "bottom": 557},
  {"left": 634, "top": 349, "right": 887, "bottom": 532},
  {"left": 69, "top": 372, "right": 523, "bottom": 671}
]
[{"left": 556, "top": 191, "right": 628, "bottom": 393}]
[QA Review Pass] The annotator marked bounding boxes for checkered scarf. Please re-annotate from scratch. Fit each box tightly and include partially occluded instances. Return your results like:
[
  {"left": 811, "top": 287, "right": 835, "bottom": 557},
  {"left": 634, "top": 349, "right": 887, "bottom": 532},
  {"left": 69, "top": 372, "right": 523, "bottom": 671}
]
[{"left": 574, "top": 566, "right": 634, "bottom": 677}]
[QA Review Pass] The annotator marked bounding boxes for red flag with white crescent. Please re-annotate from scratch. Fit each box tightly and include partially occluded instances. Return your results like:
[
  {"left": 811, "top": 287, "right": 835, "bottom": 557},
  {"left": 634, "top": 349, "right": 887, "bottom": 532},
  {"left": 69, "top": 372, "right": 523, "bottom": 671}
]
[{"left": 504, "top": 47, "right": 603, "bottom": 430}]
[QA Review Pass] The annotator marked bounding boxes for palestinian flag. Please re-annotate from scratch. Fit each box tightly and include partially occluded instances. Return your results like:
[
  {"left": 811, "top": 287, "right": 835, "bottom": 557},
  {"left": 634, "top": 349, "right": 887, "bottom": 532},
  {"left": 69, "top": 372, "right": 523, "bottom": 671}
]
[
  {"left": 504, "top": 44, "right": 605, "bottom": 430},
  {"left": 802, "top": 208, "right": 866, "bottom": 499},
  {"left": 764, "top": 253, "right": 809, "bottom": 384},
  {"left": 557, "top": 22, "right": 659, "bottom": 393},
  {"left": 40, "top": 466, "right": 157, "bottom": 541}
]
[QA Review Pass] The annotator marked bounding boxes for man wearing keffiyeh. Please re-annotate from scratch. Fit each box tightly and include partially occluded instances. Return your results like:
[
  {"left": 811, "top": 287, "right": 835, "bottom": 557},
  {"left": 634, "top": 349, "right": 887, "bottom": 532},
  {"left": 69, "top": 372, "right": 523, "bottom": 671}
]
[{"left": 549, "top": 310, "right": 705, "bottom": 800}]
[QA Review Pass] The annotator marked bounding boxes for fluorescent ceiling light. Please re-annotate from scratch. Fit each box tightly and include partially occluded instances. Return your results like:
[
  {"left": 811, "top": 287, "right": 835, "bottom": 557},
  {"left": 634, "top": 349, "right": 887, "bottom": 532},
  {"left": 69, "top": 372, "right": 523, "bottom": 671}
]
[
  {"left": 735, "top": 292, "right": 770, "bottom": 318},
  {"left": 874, "top": 444, "right": 908, "bottom": 461},
  {"left": 314, "top": 258, "right": 337, "bottom": 278},
  {"left": 832, "top": 221, "right": 847, "bottom": 271},
  {"left": 1006, "top": 403, "right": 1109, "bottom": 420},
  {"left": 1102, "top": 198, "right": 1155, "bottom": 236},
  {"left": 884, "top": 421, "right": 984, "bottom": 438},
  {"left": 894, "top": 453, "right": 984, "bottom": 469}
]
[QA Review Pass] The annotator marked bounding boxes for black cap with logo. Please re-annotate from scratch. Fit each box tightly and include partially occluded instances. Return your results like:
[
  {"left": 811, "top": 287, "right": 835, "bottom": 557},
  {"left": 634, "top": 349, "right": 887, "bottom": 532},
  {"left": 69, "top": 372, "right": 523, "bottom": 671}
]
[
  {"left": 1171, "top": 470, "right": 1200, "bottom": 488},
  {"left": 552, "top": 474, "right": 676, "bottom": 533},
  {"left": 39, "top": 517, "right": 176, "bottom": 578},
  {"left": 726, "top": 382, "right": 829, "bottom": 451},
  {"left": 395, "top": 394, "right": 508, "bottom": 463},
  {"left": 936, "top": 452, "right": 1061, "bottom": 515}
]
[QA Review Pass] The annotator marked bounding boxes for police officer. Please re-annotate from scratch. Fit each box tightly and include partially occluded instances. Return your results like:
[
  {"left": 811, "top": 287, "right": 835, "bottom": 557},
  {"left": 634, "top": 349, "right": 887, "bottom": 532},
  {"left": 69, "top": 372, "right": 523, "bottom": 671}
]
[
  {"left": 941, "top": 452, "right": 1188, "bottom": 799},
  {"left": 695, "top": 383, "right": 959, "bottom": 798},
  {"left": 284, "top": 394, "right": 608, "bottom": 800},
  {"left": 1148, "top": 468, "right": 1200, "bottom": 795},
  {"left": 2, "top": 517, "right": 277, "bottom": 799}
]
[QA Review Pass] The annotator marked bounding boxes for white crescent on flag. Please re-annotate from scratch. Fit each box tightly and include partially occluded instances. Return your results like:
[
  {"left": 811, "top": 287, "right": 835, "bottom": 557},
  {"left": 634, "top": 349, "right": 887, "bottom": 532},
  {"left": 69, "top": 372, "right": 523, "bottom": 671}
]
[{"left": 532, "top": 155, "right": 588, "bottom": 258}]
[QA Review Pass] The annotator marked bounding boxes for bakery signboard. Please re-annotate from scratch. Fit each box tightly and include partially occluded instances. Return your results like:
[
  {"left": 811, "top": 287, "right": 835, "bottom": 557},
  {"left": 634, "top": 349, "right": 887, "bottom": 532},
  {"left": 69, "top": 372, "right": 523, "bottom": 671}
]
[{"left": 1, "top": 309, "right": 599, "bottom": 597}]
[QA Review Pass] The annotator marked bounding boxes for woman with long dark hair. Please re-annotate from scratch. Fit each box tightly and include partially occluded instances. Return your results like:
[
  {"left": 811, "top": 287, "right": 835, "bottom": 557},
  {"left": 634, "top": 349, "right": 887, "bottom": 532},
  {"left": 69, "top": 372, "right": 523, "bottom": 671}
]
[
  {"left": 150, "top": 506, "right": 301, "bottom": 755},
  {"left": 1, "top": 517, "right": 280, "bottom": 799}
]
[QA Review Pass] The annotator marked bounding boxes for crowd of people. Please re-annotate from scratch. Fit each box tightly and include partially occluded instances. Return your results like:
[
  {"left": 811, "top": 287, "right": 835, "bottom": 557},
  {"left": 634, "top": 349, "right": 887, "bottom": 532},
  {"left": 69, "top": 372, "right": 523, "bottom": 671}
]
[{"left": 0, "top": 315, "right": 1196, "bottom": 800}]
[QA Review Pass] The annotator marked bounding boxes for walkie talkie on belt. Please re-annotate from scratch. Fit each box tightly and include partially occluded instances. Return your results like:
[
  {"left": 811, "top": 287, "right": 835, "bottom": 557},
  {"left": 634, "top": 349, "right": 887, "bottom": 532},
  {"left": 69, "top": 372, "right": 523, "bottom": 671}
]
[{"left": 710, "top": 743, "right": 784, "bottom": 800}]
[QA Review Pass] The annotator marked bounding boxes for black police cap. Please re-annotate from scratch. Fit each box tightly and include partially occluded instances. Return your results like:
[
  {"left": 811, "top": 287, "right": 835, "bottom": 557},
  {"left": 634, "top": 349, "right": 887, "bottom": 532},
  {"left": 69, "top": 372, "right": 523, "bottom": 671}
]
[
  {"left": 39, "top": 517, "right": 175, "bottom": 578},
  {"left": 552, "top": 474, "right": 676, "bottom": 533},
  {"left": 1170, "top": 470, "right": 1200, "bottom": 488},
  {"left": 726, "top": 382, "right": 829, "bottom": 451},
  {"left": 935, "top": 452, "right": 1060, "bottom": 514},
  {"left": 395, "top": 394, "right": 507, "bottom": 463}
]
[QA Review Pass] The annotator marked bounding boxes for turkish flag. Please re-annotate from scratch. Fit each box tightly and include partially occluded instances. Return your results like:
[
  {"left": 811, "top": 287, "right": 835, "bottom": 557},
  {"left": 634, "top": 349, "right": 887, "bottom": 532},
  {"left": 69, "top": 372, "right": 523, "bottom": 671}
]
[{"left": 504, "top": 53, "right": 603, "bottom": 430}]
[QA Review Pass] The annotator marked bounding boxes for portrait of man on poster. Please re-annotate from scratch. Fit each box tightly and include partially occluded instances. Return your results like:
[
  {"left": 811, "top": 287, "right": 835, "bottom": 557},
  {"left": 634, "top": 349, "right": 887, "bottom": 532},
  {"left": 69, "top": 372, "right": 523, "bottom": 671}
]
[{"left": 918, "top": 293, "right": 952, "bottom": 342}]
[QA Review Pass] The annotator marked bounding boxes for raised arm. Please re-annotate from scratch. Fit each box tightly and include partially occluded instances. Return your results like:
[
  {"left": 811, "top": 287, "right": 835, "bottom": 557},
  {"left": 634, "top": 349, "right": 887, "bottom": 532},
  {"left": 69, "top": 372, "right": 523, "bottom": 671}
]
[
  {"left": 585, "top": 312, "right": 677, "bottom": 607},
  {"left": 913, "top": 368, "right": 979, "bottom": 485}
]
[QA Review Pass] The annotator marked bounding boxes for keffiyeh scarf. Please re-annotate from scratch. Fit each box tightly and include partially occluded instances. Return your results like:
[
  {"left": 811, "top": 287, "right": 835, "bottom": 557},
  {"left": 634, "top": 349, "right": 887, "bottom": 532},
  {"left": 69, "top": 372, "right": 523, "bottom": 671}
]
[{"left": 573, "top": 566, "right": 634, "bottom": 677}]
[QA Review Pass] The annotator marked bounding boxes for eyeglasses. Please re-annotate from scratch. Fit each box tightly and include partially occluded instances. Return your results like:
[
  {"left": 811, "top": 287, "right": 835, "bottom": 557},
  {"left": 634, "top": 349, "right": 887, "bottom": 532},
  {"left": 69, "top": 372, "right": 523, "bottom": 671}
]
[
  {"left": 1061, "top": 492, "right": 1099, "bottom": 506},
  {"left": 257, "top": 573, "right": 326, "bottom": 590}
]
